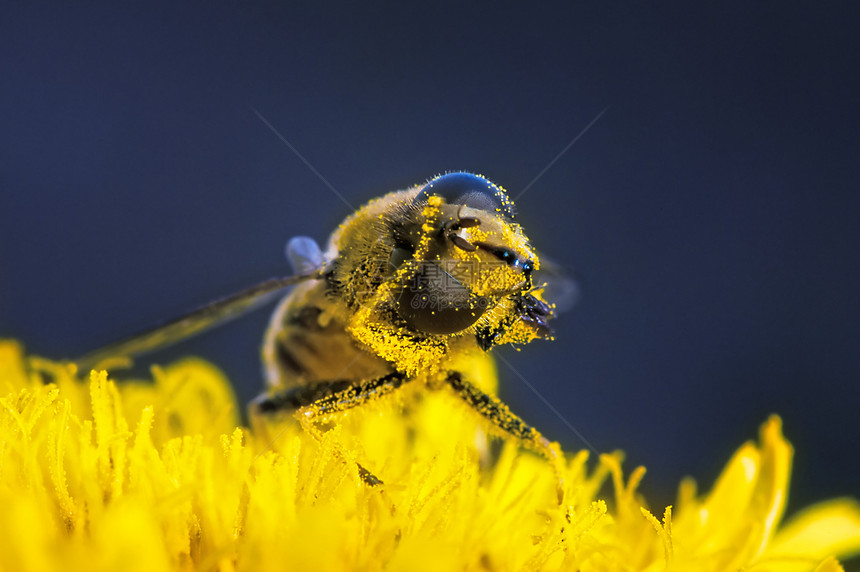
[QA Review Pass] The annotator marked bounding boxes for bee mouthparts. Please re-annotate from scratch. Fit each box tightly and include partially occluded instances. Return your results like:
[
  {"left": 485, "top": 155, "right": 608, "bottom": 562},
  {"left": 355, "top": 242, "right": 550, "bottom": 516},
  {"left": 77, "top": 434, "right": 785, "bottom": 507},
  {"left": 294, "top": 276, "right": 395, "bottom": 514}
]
[{"left": 518, "top": 294, "right": 554, "bottom": 339}]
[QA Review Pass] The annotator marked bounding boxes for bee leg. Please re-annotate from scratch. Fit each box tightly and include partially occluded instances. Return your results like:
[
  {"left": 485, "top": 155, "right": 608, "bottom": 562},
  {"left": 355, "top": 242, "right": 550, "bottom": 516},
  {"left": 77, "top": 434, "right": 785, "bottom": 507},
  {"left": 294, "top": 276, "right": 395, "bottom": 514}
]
[
  {"left": 255, "top": 373, "right": 408, "bottom": 486},
  {"left": 444, "top": 371, "right": 566, "bottom": 504}
]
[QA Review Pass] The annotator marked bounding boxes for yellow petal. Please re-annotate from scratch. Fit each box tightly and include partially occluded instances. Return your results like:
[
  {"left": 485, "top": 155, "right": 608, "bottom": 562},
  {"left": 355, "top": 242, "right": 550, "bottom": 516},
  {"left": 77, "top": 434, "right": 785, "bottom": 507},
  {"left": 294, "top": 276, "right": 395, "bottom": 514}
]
[
  {"left": 0, "top": 340, "right": 29, "bottom": 392},
  {"left": 91, "top": 501, "right": 171, "bottom": 572},
  {"left": 749, "top": 415, "right": 794, "bottom": 555},
  {"left": 767, "top": 498, "right": 860, "bottom": 561},
  {"left": 813, "top": 556, "right": 845, "bottom": 572}
]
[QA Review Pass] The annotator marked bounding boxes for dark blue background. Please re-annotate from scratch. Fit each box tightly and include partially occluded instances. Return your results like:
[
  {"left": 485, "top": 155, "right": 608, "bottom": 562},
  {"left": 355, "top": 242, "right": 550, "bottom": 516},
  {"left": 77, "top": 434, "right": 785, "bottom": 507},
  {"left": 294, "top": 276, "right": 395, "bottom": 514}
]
[{"left": 2, "top": 2, "right": 858, "bottom": 515}]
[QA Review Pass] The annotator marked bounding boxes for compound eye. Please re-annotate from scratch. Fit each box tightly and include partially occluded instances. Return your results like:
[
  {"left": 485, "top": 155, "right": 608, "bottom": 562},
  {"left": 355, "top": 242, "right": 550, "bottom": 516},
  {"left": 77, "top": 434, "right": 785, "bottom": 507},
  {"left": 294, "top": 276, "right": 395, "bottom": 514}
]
[
  {"left": 394, "top": 261, "right": 489, "bottom": 334},
  {"left": 413, "top": 172, "right": 515, "bottom": 219}
]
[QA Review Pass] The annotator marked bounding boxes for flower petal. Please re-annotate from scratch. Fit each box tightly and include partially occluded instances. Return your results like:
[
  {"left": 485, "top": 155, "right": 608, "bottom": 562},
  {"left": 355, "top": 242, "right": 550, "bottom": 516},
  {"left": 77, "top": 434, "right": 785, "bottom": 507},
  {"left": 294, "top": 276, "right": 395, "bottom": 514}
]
[{"left": 767, "top": 498, "right": 860, "bottom": 561}]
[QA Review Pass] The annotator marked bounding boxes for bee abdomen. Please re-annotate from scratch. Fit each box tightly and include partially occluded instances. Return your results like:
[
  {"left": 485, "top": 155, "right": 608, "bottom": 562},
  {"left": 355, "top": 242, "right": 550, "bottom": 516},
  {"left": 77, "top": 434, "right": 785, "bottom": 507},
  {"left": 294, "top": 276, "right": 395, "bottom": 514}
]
[
  {"left": 287, "top": 306, "right": 325, "bottom": 331},
  {"left": 275, "top": 341, "right": 306, "bottom": 375},
  {"left": 265, "top": 299, "right": 393, "bottom": 389}
]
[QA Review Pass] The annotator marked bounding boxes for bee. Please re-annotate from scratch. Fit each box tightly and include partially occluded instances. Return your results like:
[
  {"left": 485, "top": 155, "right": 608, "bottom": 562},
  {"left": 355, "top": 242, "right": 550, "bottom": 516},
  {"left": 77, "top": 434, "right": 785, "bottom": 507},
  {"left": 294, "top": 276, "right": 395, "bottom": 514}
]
[{"left": 77, "top": 172, "right": 568, "bottom": 497}]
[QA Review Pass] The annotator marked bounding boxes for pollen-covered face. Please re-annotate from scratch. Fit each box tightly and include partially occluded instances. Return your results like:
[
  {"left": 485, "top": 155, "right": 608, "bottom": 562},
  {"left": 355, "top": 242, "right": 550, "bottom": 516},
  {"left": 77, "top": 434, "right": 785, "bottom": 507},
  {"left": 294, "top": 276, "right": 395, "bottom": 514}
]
[{"left": 387, "top": 173, "right": 554, "bottom": 344}]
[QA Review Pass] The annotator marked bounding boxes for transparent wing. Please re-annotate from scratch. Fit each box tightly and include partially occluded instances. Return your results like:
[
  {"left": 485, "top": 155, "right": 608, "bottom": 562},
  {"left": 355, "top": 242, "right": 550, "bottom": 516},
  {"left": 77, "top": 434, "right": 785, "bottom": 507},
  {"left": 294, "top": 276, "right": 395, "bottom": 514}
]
[
  {"left": 285, "top": 235, "right": 325, "bottom": 275},
  {"left": 533, "top": 255, "right": 581, "bottom": 315},
  {"left": 74, "top": 270, "right": 324, "bottom": 372}
]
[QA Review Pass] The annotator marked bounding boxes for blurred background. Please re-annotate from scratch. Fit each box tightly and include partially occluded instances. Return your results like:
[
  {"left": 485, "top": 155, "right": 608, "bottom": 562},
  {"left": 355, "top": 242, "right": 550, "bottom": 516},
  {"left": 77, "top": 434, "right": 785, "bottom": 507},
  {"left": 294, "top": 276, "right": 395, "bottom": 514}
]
[{"left": 2, "top": 2, "right": 858, "bottom": 515}]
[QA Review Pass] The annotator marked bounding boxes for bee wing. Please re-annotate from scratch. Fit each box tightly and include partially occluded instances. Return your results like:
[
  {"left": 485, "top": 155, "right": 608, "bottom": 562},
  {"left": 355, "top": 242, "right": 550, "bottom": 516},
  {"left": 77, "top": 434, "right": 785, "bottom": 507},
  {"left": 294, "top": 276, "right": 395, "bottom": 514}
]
[
  {"left": 74, "top": 270, "right": 324, "bottom": 372},
  {"left": 533, "top": 255, "right": 581, "bottom": 314},
  {"left": 285, "top": 235, "right": 326, "bottom": 275}
]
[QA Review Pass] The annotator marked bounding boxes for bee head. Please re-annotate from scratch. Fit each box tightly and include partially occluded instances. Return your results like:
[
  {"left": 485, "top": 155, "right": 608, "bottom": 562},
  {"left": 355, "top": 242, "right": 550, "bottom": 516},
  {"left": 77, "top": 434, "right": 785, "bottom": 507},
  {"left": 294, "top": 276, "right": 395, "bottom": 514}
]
[{"left": 392, "top": 173, "right": 551, "bottom": 341}]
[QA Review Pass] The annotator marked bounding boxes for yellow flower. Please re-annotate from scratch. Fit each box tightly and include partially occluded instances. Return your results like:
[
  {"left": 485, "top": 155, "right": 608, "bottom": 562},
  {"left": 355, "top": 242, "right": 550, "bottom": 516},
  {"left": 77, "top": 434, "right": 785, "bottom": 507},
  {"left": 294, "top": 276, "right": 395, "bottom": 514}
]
[{"left": 0, "top": 339, "right": 858, "bottom": 571}]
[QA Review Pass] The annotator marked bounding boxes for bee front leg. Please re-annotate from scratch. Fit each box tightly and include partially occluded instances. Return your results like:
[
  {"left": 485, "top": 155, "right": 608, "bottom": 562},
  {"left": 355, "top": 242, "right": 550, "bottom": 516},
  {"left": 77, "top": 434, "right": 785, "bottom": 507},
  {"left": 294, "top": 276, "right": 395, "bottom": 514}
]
[
  {"left": 444, "top": 371, "right": 566, "bottom": 504},
  {"left": 252, "top": 372, "right": 408, "bottom": 486}
]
